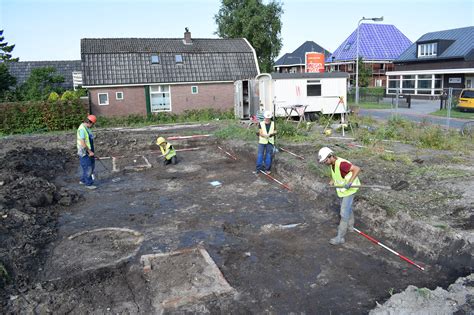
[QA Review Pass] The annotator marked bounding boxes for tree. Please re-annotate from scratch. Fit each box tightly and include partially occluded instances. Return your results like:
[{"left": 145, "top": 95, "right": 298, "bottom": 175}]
[
  {"left": 0, "top": 30, "right": 19, "bottom": 62},
  {"left": 357, "top": 57, "right": 372, "bottom": 87},
  {"left": 215, "top": 0, "right": 283, "bottom": 73},
  {"left": 19, "top": 67, "right": 65, "bottom": 101},
  {"left": 0, "top": 63, "right": 17, "bottom": 100},
  {"left": 0, "top": 30, "right": 19, "bottom": 100}
]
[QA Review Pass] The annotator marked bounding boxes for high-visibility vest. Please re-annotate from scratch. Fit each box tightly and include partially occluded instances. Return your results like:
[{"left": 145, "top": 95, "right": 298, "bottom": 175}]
[
  {"left": 76, "top": 123, "right": 92, "bottom": 151},
  {"left": 259, "top": 121, "right": 275, "bottom": 145},
  {"left": 160, "top": 143, "right": 176, "bottom": 160},
  {"left": 331, "top": 157, "right": 361, "bottom": 197}
]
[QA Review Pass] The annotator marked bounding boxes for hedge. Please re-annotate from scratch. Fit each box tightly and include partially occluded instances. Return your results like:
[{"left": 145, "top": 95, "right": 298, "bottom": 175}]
[{"left": 0, "top": 99, "right": 87, "bottom": 134}]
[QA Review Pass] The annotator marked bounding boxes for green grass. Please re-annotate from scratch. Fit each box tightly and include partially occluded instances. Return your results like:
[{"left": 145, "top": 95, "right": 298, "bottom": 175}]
[
  {"left": 348, "top": 102, "right": 392, "bottom": 109},
  {"left": 429, "top": 108, "right": 474, "bottom": 119}
]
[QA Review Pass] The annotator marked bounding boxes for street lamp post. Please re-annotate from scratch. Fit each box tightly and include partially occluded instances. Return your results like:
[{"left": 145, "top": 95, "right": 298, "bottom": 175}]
[{"left": 355, "top": 16, "right": 383, "bottom": 105}]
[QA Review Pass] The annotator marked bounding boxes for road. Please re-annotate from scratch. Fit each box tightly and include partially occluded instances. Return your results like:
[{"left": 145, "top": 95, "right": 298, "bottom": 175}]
[{"left": 359, "top": 108, "right": 467, "bottom": 130}]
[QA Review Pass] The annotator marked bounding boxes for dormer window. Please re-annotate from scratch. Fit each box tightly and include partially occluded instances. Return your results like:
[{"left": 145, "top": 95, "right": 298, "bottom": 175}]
[
  {"left": 418, "top": 43, "right": 437, "bottom": 57},
  {"left": 175, "top": 54, "right": 183, "bottom": 64},
  {"left": 151, "top": 55, "right": 160, "bottom": 64}
]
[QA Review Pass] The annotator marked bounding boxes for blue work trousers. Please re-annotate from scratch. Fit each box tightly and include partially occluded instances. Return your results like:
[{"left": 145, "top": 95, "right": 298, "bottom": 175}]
[
  {"left": 80, "top": 155, "right": 95, "bottom": 186},
  {"left": 256, "top": 143, "right": 274, "bottom": 172},
  {"left": 340, "top": 194, "right": 355, "bottom": 222}
]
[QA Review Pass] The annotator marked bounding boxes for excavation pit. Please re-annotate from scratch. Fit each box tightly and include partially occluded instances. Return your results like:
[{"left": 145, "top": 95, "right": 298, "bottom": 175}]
[{"left": 140, "top": 247, "right": 235, "bottom": 310}]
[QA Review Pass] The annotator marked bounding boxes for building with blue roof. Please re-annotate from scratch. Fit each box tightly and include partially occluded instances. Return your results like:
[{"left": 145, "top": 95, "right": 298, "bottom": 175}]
[
  {"left": 325, "top": 23, "right": 412, "bottom": 88},
  {"left": 387, "top": 26, "right": 474, "bottom": 97},
  {"left": 273, "top": 41, "right": 331, "bottom": 73}
]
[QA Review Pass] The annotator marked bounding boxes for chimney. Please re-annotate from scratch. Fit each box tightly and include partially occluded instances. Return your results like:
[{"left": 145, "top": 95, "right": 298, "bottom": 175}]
[{"left": 184, "top": 27, "right": 192, "bottom": 45}]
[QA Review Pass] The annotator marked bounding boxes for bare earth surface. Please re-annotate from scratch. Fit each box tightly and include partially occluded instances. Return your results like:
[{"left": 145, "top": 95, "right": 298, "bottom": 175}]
[{"left": 0, "top": 122, "right": 472, "bottom": 314}]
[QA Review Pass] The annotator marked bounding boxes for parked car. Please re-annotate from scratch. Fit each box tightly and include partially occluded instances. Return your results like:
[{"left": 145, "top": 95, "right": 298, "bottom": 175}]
[{"left": 458, "top": 89, "right": 474, "bottom": 111}]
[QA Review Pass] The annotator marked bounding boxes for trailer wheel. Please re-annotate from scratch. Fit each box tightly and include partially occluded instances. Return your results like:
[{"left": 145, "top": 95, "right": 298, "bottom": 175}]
[{"left": 305, "top": 112, "right": 319, "bottom": 122}]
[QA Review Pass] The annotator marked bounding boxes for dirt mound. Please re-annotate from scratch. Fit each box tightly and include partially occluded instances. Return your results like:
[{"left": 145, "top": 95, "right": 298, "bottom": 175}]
[
  {"left": 0, "top": 147, "right": 80, "bottom": 305},
  {"left": 370, "top": 273, "right": 474, "bottom": 314}
]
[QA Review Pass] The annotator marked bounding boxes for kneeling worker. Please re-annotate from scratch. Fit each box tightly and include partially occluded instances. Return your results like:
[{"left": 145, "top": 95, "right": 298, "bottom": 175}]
[
  {"left": 156, "top": 137, "right": 177, "bottom": 165},
  {"left": 318, "top": 147, "right": 361, "bottom": 245}
]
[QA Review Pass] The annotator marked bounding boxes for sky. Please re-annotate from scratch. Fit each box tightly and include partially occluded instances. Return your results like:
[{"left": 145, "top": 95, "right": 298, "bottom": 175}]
[{"left": 1, "top": 0, "right": 473, "bottom": 62}]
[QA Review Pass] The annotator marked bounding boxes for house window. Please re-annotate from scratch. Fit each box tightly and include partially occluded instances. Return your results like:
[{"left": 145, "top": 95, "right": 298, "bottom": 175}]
[
  {"left": 401, "top": 75, "right": 415, "bottom": 94},
  {"left": 150, "top": 85, "right": 171, "bottom": 112},
  {"left": 307, "top": 80, "right": 321, "bottom": 97},
  {"left": 175, "top": 54, "right": 183, "bottom": 63},
  {"left": 151, "top": 55, "right": 160, "bottom": 64},
  {"left": 191, "top": 86, "right": 198, "bottom": 94},
  {"left": 343, "top": 42, "right": 352, "bottom": 51},
  {"left": 387, "top": 76, "right": 400, "bottom": 94},
  {"left": 375, "top": 79, "right": 383, "bottom": 87},
  {"left": 116, "top": 92, "right": 124, "bottom": 100},
  {"left": 98, "top": 93, "right": 109, "bottom": 105},
  {"left": 418, "top": 43, "right": 437, "bottom": 57},
  {"left": 416, "top": 75, "right": 432, "bottom": 95}
]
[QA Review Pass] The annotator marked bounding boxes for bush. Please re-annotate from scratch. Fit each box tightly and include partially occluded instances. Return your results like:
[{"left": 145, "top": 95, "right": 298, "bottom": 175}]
[
  {"left": 0, "top": 99, "right": 87, "bottom": 134},
  {"left": 47, "top": 92, "right": 60, "bottom": 102},
  {"left": 60, "top": 90, "right": 76, "bottom": 101}
]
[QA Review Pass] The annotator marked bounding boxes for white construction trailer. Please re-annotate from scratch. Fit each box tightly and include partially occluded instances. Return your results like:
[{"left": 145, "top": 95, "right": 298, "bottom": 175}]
[{"left": 255, "top": 72, "right": 350, "bottom": 119}]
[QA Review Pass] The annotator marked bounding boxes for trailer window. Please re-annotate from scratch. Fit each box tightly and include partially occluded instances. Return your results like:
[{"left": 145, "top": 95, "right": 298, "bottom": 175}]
[{"left": 307, "top": 80, "right": 321, "bottom": 96}]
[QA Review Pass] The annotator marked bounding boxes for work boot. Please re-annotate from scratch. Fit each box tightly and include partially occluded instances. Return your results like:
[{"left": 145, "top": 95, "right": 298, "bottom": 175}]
[
  {"left": 348, "top": 213, "right": 355, "bottom": 233},
  {"left": 330, "top": 221, "right": 348, "bottom": 245}
]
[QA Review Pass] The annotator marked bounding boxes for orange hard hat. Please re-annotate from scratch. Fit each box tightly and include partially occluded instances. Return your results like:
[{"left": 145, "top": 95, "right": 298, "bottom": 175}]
[{"left": 87, "top": 115, "right": 97, "bottom": 124}]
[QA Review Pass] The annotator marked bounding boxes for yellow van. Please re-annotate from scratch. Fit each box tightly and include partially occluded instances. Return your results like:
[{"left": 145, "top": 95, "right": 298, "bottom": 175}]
[{"left": 458, "top": 89, "right": 474, "bottom": 111}]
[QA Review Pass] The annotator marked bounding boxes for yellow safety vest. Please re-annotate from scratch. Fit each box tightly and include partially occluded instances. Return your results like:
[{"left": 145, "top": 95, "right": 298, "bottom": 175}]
[
  {"left": 77, "top": 123, "right": 92, "bottom": 152},
  {"left": 331, "top": 157, "right": 361, "bottom": 197},
  {"left": 160, "top": 143, "right": 176, "bottom": 160},
  {"left": 259, "top": 121, "right": 275, "bottom": 145}
]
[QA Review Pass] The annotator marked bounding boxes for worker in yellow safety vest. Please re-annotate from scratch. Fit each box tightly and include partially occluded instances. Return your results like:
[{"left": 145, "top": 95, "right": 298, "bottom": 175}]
[
  {"left": 255, "top": 110, "right": 277, "bottom": 175},
  {"left": 156, "top": 137, "right": 177, "bottom": 165},
  {"left": 318, "top": 147, "right": 361, "bottom": 245},
  {"left": 77, "top": 115, "right": 97, "bottom": 190}
]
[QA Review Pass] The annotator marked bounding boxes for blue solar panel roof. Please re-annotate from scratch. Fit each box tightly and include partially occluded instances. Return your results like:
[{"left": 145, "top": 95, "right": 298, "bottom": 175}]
[{"left": 327, "top": 24, "right": 412, "bottom": 62}]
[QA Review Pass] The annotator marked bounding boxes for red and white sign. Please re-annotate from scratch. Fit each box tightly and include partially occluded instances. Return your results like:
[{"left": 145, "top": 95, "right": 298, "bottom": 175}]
[{"left": 305, "top": 52, "right": 325, "bottom": 73}]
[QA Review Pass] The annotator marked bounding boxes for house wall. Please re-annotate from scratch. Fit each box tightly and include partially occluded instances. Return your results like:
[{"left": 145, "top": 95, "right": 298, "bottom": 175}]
[
  {"left": 89, "top": 86, "right": 147, "bottom": 117},
  {"left": 170, "top": 83, "right": 234, "bottom": 113},
  {"left": 89, "top": 82, "right": 234, "bottom": 117}
]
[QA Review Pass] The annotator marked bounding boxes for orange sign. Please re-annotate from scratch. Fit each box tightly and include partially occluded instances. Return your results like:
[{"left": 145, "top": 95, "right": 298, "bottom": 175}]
[{"left": 305, "top": 52, "right": 325, "bottom": 73}]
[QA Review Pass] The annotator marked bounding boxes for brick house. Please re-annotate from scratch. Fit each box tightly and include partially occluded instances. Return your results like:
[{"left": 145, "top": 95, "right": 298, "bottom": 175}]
[
  {"left": 81, "top": 30, "right": 259, "bottom": 117},
  {"left": 387, "top": 26, "right": 474, "bottom": 97},
  {"left": 325, "top": 24, "right": 412, "bottom": 88}
]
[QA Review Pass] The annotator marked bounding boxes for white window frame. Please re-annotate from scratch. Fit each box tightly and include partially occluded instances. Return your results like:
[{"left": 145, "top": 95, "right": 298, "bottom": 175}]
[
  {"left": 116, "top": 91, "right": 124, "bottom": 100},
  {"left": 175, "top": 54, "right": 183, "bottom": 64},
  {"left": 191, "top": 86, "right": 198, "bottom": 94},
  {"left": 150, "top": 85, "right": 171, "bottom": 112},
  {"left": 98, "top": 93, "right": 109, "bottom": 105},
  {"left": 418, "top": 43, "right": 437, "bottom": 57}
]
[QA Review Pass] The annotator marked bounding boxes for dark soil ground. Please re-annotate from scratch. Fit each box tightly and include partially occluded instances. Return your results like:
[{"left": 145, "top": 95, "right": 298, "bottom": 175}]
[{"left": 0, "top": 122, "right": 472, "bottom": 313}]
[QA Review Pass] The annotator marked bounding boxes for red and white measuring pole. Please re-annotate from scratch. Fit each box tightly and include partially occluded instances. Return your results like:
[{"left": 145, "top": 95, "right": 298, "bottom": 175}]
[
  {"left": 217, "top": 146, "right": 237, "bottom": 160},
  {"left": 279, "top": 147, "right": 305, "bottom": 160},
  {"left": 353, "top": 227, "right": 425, "bottom": 271},
  {"left": 167, "top": 134, "right": 211, "bottom": 140},
  {"left": 259, "top": 170, "right": 292, "bottom": 191}
]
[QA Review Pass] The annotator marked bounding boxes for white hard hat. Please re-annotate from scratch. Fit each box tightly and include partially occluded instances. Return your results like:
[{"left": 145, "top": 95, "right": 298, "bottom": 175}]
[
  {"left": 318, "top": 147, "right": 333, "bottom": 163},
  {"left": 264, "top": 110, "right": 273, "bottom": 119}
]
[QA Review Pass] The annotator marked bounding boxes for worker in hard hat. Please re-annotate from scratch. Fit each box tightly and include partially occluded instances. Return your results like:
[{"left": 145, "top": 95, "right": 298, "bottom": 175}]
[
  {"left": 255, "top": 110, "right": 277, "bottom": 174},
  {"left": 318, "top": 147, "right": 361, "bottom": 245},
  {"left": 156, "top": 137, "right": 177, "bottom": 165},
  {"left": 77, "top": 115, "right": 97, "bottom": 190}
]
